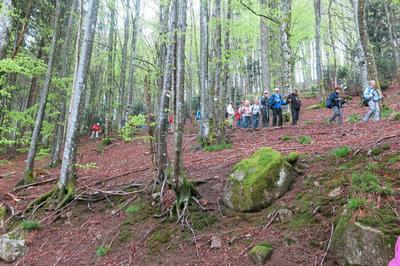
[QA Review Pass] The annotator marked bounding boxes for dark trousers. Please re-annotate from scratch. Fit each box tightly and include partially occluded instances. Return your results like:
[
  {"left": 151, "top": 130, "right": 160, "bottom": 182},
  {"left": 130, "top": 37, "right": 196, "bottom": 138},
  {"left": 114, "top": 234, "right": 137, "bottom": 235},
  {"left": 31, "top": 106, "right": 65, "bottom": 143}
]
[
  {"left": 272, "top": 108, "right": 283, "bottom": 127},
  {"left": 261, "top": 107, "right": 269, "bottom": 127},
  {"left": 291, "top": 107, "right": 300, "bottom": 125}
]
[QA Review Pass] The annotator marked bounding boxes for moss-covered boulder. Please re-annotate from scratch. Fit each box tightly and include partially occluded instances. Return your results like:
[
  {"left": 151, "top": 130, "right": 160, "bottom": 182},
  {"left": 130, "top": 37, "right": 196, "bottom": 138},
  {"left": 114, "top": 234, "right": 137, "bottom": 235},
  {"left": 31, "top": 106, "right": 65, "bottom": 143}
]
[
  {"left": 331, "top": 219, "right": 395, "bottom": 266},
  {"left": 0, "top": 230, "right": 26, "bottom": 262},
  {"left": 222, "top": 148, "right": 295, "bottom": 212},
  {"left": 249, "top": 242, "right": 273, "bottom": 265},
  {"left": 286, "top": 152, "right": 300, "bottom": 164}
]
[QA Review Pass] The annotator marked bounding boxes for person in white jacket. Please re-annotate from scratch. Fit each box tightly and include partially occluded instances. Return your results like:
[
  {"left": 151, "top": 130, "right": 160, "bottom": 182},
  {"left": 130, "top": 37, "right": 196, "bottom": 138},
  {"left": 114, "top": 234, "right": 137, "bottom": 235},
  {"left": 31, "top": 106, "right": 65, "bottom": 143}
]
[
  {"left": 362, "top": 80, "right": 383, "bottom": 122},
  {"left": 226, "top": 102, "right": 235, "bottom": 128}
]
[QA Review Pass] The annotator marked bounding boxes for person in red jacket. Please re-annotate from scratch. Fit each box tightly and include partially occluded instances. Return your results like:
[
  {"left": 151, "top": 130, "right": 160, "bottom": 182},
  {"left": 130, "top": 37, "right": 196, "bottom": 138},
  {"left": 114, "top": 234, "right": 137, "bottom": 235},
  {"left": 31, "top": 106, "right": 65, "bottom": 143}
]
[{"left": 90, "top": 123, "right": 102, "bottom": 139}]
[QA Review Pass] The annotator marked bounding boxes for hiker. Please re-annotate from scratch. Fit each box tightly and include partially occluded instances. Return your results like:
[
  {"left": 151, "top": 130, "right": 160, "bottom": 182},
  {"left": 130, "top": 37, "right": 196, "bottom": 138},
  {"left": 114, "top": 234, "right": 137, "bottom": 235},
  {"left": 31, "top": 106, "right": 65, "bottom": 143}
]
[
  {"left": 268, "top": 88, "right": 287, "bottom": 127},
  {"left": 234, "top": 106, "right": 241, "bottom": 129},
  {"left": 260, "top": 90, "right": 270, "bottom": 127},
  {"left": 286, "top": 89, "right": 301, "bottom": 126},
  {"left": 362, "top": 80, "right": 383, "bottom": 122},
  {"left": 251, "top": 98, "right": 261, "bottom": 129},
  {"left": 226, "top": 102, "right": 235, "bottom": 127},
  {"left": 327, "top": 87, "right": 345, "bottom": 125},
  {"left": 241, "top": 100, "right": 252, "bottom": 128},
  {"left": 90, "top": 123, "right": 102, "bottom": 139},
  {"left": 196, "top": 110, "right": 201, "bottom": 122}
]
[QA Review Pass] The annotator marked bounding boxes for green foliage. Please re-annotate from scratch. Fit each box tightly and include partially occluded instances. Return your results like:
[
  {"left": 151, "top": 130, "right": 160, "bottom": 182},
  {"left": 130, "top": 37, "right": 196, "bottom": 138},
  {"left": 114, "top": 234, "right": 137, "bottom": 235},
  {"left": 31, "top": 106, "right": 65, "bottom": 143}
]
[
  {"left": 347, "top": 114, "right": 361, "bottom": 124},
  {"left": 96, "top": 246, "right": 108, "bottom": 257},
  {"left": 332, "top": 146, "right": 351, "bottom": 158},
  {"left": 381, "top": 106, "right": 394, "bottom": 119},
  {"left": 393, "top": 112, "right": 400, "bottom": 121},
  {"left": 351, "top": 172, "right": 393, "bottom": 195},
  {"left": 75, "top": 162, "right": 98, "bottom": 170},
  {"left": 102, "top": 137, "right": 112, "bottom": 146},
  {"left": 298, "top": 135, "right": 312, "bottom": 145},
  {"left": 36, "top": 148, "right": 50, "bottom": 160},
  {"left": 347, "top": 198, "right": 367, "bottom": 210},
  {"left": 119, "top": 114, "right": 146, "bottom": 142},
  {"left": 21, "top": 220, "right": 41, "bottom": 231},
  {"left": 0, "top": 159, "right": 11, "bottom": 166},
  {"left": 337, "top": 66, "right": 350, "bottom": 80},
  {"left": 204, "top": 142, "right": 232, "bottom": 152},
  {"left": 281, "top": 135, "right": 292, "bottom": 141},
  {"left": 125, "top": 205, "right": 140, "bottom": 216},
  {"left": 287, "top": 152, "right": 300, "bottom": 164}
]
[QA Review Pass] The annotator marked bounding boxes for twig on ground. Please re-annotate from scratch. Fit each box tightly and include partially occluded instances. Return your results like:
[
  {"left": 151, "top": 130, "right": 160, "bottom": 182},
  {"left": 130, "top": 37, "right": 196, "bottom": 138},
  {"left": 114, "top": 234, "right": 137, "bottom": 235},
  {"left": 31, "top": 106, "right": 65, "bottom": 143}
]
[
  {"left": 0, "top": 172, "right": 16, "bottom": 178},
  {"left": 320, "top": 222, "right": 334, "bottom": 266},
  {"left": 386, "top": 203, "right": 400, "bottom": 221},
  {"left": 262, "top": 211, "right": 278, "bottom": 230},
  {"left": 6, "top": 192, "right": 20, "bottom": 203},
  {"left": 13, "top": 177, "right": 58, "bottom": 192}
]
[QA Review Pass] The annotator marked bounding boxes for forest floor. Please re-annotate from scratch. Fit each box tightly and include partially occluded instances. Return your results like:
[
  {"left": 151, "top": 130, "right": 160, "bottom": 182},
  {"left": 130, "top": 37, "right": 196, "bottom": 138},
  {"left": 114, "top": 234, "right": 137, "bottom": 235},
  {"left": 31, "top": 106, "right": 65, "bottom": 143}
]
[{"left": 1, "top": 85, "right": 400, "bottom": 265}]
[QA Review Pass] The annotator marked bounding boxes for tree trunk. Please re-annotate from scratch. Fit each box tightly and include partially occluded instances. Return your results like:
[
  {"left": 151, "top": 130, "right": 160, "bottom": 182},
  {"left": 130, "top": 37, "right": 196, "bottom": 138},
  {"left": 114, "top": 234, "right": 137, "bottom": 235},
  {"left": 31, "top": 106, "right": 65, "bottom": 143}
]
[
  {"left": 328, "top": 0, "right": 337, "bottom": 86},
  {"left": 350, "top": 0, "right": 368, "bottom": 90},
  {"left": 224, "top": 0, "right": 232, "bottom": 101},
  {"left": 58, "top": 0, "right": 99, "bottom": 208},
  {"left": 199, "top": 0, "right": 209, "bottom": 141},
  {"left": 173, "top": 0, "right": 188, "bottom": 182},
  {"left": 156, "top": 0, "right": 177, "bottom": 182},
  {"left": 118, "top": 0, "right": 130, "bottom": 129},
  {"left": 260, "top": 0, "right": 270, "bottom": 91},
  {"left": 280, "top": 0, "right": 292, "bottom": 94},
  {"left": 358, "top": 0, "right": 379, "bottom": 88},
  {"left": 0, "top": 0, "right": 12, "bottom": 59},
  {"left": 127, "top": 0, "right": 141, "bottom": 114},
  {"left": 23, "top": 0, "right": 61, "bottom": 184},
  {"left": 383, "top": 0, "right": 400, "bottom": 82},
  {"left": 50, "top": 0, "right": 77, "bottom": 167},
  {"left": 313, "top": 0, "right": 323, "bottom": 87}
]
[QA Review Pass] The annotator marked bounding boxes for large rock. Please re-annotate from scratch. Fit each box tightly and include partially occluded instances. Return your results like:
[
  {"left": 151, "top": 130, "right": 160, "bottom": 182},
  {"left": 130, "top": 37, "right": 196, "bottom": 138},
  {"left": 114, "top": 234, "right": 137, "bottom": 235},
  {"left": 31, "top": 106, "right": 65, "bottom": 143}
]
[
  {"left": 249, "top": 242, "right": 273, "bottom": 264},
  {"left": 223, "top": 148, "right": 295, "bottom": 212},
  {"left": 331, "top": 220, "right": 395, "bottom": 266},
  {"left": 0, "top": 231, "right": 26, "bottom": 262}
]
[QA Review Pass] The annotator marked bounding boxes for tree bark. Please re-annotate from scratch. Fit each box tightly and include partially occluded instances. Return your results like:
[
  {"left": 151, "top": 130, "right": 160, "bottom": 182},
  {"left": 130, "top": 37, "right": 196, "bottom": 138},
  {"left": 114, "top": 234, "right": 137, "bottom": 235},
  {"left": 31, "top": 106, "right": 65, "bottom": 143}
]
[
  {"left": 327, "top": 0, "right": 337, "bottom": 86},
  {"left": 199, "top": 0, "right": 209, "bottom": 141},
  {"left": 0, "top": 0, "right": 12, "bottom": 59},
  {"left": 314, "top": 0, "right": 323, "bottom": 86},
  {"left": 156, "top": 0, "right": 177, "bottom": 182},
  {"left": 58, "top": 0, "right": 99, "bottom": 207},
  {"left": 280, "top": 0, "right": 292, "bottom": 94},
  {"left": 260, "top": 0, "right": 270, "bottom": 91},
  {"left": 358, "top": 0, "right": 379, "bottom": 88},
  {"left": 383, "top": 0, "right": 400, "bottom": 82},
  {"left": 50, "top": 0, "right": 77, "bottom": 167},
  {"left": 23, "top": 0, "right": 61, "bottom": 184}
]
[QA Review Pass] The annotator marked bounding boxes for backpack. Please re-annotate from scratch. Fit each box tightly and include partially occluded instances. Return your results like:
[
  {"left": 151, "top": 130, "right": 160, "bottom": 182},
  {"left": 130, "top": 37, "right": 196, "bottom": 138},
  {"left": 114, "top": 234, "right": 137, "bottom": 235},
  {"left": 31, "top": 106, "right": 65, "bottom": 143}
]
[
  {"left": 361, "top": 97, "right": 369, "bottom": 107},
  {"left": 326, "top": 95, "right": 333, "bottom": 109}
]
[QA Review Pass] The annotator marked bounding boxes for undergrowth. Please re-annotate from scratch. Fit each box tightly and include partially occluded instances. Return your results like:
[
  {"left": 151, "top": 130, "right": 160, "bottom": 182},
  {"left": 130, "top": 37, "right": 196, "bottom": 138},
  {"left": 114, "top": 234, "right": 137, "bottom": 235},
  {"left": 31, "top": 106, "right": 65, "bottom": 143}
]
[
  {"left": 298, "top": 135, "right": 312, "bottom": 145},
  {"left": 204, "top": 142, "right": 232, "bottom": 152},
  {"left": 21, "top": 220, "right": 41, "bottom": 230},
  {"left": 332, "top": 146, "right": 351, "bottom": 158}
]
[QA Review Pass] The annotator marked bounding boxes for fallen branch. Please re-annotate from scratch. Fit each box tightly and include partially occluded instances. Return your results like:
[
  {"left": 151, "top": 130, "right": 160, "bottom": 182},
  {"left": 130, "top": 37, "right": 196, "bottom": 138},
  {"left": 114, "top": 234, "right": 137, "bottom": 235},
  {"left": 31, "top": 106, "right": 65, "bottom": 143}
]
[
  {"left": 376, "top": 133, "right": 400, "bottom": 144},
  {"left": 0, "top": 172, "right": 16, "bottom": 178},
  {"left": 6, "top": 193, "right": 20, "bottom": 203},
  {"left": 319, "top": 222, "right": 334, "bottom": 266},
  {"left": 13, "top": 177, "right": 58, "bottom": 192}
]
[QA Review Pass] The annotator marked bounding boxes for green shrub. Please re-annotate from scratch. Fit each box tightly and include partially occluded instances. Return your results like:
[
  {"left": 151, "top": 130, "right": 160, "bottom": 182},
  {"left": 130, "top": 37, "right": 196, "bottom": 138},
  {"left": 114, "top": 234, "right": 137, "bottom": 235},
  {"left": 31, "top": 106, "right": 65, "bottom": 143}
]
[
  {"left": 381, "top": 106, "right": 394, "bottom": 119},
  {"left": 348, "top": 198, "right": 367, "bottom": 210},
  {"left": 0, "top": 159, "right": 11, "bottom": 165},
  {"left": 21, "top": 220, "right": 41, "bottom": 230},
  {"left": 302, "top": 92, "right": 317, "bottom": 99},
  {"left": 119, "top": 114, "right": 146, "bottom": 142},
  {"left": 281, "top": 135, "right": 292, "bottom": 141},
  {"left": 332, "top": 146, "right": 351, "bottom": 158},
  {"left": 351, "top": 172, "right": 393, "bottom": 195},
  {"left": 298, "top": 136, "right": 312, "bottom": 145},
  {"left": 96, "top": 246, "right": 108, "bottom": 257},
  {"left": 125, "top": 205, "right": 140, "bottom": 216},
  {"left": 347, "top": 114, "right": 361, "bottom": 124},
  {"left": 102, "top": 137, "right": 112, "bottom": 145},
  {"left": 204, "top": 142, "right": 232, "bottom": 152},
  {"left": 393, "top": 112, "right": 400, "bottom": 121}
]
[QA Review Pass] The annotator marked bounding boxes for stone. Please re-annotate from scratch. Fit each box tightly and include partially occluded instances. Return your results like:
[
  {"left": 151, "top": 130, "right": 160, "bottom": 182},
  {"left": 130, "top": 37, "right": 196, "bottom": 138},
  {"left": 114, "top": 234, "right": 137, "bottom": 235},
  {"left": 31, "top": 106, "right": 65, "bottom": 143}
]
[
  {"left": 223, "top": 148, "right": 295, "bottom": 212},
  {"left": 210, "top": 236, "right": 222, "bottom": 249},
  {"left": 277, "top": 209, "right": 293, "bottom": 223},
  {"left": 328, "top": 187, "right": 341, "bottom": 198},
  {"left": 0, "top": 231, "right": 25, "bottom": 262},
  {"left": 249, "top": 242, "right": 273, "bottom": 265},
  {"left": 331, "top": 220, "right": 395, "bottom": 266}
]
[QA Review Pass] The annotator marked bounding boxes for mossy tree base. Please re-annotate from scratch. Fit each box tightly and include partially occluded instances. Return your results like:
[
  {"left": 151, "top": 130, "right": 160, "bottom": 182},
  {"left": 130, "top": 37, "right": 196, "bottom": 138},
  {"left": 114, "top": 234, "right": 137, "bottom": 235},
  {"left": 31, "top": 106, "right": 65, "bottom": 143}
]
[{"left": 16, "top": 169, "right": 35, "bottom": 187}]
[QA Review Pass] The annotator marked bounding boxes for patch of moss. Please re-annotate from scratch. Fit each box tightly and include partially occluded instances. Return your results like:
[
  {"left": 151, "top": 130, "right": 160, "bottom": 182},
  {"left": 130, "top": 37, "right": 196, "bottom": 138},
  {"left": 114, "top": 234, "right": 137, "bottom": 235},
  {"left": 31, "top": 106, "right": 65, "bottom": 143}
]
[
  {"left": 370, "top": 144, "right": 390, "bottom": 156},
  {"left": 286, "top": 212, "right": 316, "bottom": 230},
  {"left": 96, "top": 246, "right": 108, "bottom": 257},
  {"left": 147, "top": 227, "right": 176, "bottom": 254},
  {"left": 356, "top": 207, "right": 400, "bottom": 236},
  {"left": 387, "top": 154, "right": 400, "bottom": 164},
  {"left": 125, "top": 205, "right": 140, "bottom": 216},
  {"left": 20, "top": 220, "right": 41, "bottom": 231},
  {"left": 191, "top": 210, "right": 218, "bottom": 231},
  {"left": 204, "top": 142, "right": 232, "bottom": 152},
  {"left": 102, "top": 137, "right": 113, "bottom": 146},
  {"left": 306, "top": 103, "right": 324, "bottom": 110},
  {"left": 287, "top": 152, "right": 300, "bottom": 164},
  {"left": 381, "top": 106, "right": 394, "bottom": 119},
  {"left": 347, "top": 114, "right": 361, "bottom": 124},
  {"left": 332, "top": 146, "right": 351, "bottom": 158},
  {"left": 393, "top": 112, "right": 400, "bottom": 121},
  {"left": 249, "top": 242, "right": 273, "bottom": 264},
  {"left": 0, "top": 206, "right": 6, "bottom": 220},
  {"left": 281, "top": 135, "right": 292, "bottom": 142},
  {"left": 298, "top": 135, "right": 312, "bottom": 145},
  {"left": 351, "top": 171, "right": 393, "bottom": 195},
  {"left": 347, "top": 197, "right": 367, "bottom": 210}
]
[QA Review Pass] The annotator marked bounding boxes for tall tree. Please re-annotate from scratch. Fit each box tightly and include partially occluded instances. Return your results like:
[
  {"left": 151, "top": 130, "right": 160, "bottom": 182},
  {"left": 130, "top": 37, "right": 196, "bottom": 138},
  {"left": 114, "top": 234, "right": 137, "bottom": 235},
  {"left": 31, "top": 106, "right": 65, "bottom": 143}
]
[
  {"left": 280, "top": 0, "right": 292, "bottom": 93},
  {"left": 358, "top": 0, "right": 379, "bottom": 88},
  {"left": 57, "top": 0, "right": 99, "bottom": 208},
  {"left": 0, "top": 0, "right": 12, "bottom": 59},
  {"left": 50, "top": 0, "right": 77, "bottom": 167},
  {"left": 313, "top": 0, "right": 323, "bottom": 86},
  {"left": 199, "top": 0, "right": 209, "bottom": 141},
  {"left": 260, "top": 0, "right": 271, "bottom": 90},
  {"left": 22, "top": 0, "right": 61, "bottom": 184},
  {"left": 327, "top": 0, "right": 337, "bottom": 85},
  {"left": 156, "top": 0, "right": 177, "bottom": 183},
  {"left": 383, "top": 0, "right": 400, "bottom": 82}
]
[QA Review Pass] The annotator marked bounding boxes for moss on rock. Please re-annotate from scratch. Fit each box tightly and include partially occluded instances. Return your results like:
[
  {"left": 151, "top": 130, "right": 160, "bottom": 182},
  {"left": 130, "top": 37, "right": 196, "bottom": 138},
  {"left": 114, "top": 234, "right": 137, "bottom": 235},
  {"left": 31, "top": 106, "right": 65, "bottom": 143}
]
[
  {"left": 249, "top": 242, "right": 273, "bottom": 264},
  {"left": 286, "top": 152, "right": 300, "bottom": 164},
  {"left": 223, "top": 148, "right": 295, "bottom": 212}
]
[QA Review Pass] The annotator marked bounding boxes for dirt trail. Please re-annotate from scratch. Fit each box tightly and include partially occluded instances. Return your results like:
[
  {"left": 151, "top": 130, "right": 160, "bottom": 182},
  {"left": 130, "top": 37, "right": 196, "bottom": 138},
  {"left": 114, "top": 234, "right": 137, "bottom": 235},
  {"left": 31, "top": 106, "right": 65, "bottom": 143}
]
[{"left": 0, "top": 86, "right": 399, "bottom": 265}]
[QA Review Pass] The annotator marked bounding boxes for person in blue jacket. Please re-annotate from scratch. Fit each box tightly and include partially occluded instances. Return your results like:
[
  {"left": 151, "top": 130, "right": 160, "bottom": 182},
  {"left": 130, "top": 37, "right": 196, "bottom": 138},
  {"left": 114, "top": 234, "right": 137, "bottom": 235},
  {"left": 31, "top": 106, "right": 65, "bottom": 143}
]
[
  {"left": 362, "top": 80, "right": 383, "bottom": 122},
  {"left": 327, "top": 87, "right": 345, "bottom": 125},
  {"left": 268, "top": 88, "right": 287, "bottom": 127}
]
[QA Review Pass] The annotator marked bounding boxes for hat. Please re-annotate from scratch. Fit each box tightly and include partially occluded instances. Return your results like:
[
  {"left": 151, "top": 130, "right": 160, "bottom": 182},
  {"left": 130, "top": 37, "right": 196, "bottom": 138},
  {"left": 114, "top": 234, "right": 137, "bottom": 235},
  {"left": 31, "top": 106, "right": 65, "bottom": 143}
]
[
  {"left": 263, "top": 90, "right": 268, "bottom": 94},
  {"left": 274, "top": 88, "right": 280, "bottom": 92}
]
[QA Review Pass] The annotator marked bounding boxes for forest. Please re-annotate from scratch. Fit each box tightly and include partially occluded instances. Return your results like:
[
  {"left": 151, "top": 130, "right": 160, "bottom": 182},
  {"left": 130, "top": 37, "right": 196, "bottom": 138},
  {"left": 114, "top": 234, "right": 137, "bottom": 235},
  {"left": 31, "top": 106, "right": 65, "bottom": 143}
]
[{"left": 0, "top": 0, "right": 400, "bottom": 265}]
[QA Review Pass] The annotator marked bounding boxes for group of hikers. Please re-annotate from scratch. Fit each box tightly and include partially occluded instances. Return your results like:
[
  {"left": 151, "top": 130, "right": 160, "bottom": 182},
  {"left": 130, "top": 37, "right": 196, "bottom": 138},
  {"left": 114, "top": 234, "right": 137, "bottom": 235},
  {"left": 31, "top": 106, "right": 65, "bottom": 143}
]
[{"left": 227, "top": 79, "right": 383, "bottom": 129}]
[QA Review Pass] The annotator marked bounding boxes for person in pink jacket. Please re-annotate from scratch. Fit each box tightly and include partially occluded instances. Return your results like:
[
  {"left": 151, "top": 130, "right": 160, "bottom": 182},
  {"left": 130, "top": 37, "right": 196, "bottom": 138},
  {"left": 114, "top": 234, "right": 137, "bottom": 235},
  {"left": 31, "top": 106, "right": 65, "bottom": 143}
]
[{"left": 389, "top": 237, "right": 400, "bottom": 266}]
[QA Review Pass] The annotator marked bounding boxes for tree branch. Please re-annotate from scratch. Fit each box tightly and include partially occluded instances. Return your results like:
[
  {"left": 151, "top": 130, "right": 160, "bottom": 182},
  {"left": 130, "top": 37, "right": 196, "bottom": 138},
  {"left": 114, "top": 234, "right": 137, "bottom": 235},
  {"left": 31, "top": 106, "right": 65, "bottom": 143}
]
[{"left": 239, "top": 0, "right": 280, "bottom": 25}]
